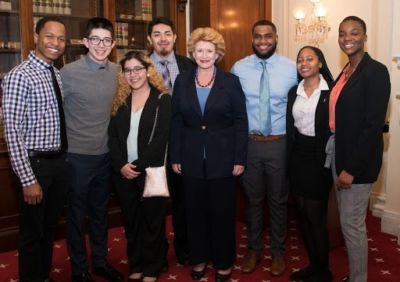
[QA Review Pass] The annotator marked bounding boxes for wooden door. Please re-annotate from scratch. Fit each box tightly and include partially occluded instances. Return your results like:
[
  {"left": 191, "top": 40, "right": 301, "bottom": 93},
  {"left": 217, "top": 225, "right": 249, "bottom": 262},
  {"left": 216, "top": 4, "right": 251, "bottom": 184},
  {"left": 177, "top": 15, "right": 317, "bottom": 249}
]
[{"left": 191, "top": 0, "right": 272, "bottom": 71}]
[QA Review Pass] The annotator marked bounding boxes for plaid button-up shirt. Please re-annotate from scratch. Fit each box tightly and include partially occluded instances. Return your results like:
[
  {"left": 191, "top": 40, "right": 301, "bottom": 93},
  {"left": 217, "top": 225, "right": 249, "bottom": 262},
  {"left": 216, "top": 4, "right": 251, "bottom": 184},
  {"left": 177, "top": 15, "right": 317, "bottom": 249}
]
[{"left": 1, "top": 51, "right": 63, "bottom": 187}]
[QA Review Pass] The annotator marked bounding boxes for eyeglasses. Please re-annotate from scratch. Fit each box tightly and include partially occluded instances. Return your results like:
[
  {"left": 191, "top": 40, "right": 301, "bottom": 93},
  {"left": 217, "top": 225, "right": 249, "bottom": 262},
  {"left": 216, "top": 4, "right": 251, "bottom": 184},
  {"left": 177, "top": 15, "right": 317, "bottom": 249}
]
[
  {"left": 87, "top": 36, "right": 114, "bottom": 47},
  {"left": 123, "top": 66, "right": 146, "bottom": 75}
]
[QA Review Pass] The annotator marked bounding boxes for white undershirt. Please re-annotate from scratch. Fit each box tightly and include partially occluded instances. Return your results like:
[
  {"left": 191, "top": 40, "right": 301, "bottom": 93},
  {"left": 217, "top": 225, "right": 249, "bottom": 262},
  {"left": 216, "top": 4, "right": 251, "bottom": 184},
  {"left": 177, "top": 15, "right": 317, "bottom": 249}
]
[
  {"left": 293, "top": 75, "right": 329, "bottom": 136},
  {"left": 127, "top": 108, "right": 143, "bottom": 162}
]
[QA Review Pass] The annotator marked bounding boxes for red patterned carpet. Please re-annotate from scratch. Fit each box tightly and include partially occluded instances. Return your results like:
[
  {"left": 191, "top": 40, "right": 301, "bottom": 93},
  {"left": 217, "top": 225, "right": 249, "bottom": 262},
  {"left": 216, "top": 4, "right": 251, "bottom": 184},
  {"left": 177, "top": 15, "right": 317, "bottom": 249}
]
[{"left": 0, "top": 213, "right": 399, "bottom": 282}]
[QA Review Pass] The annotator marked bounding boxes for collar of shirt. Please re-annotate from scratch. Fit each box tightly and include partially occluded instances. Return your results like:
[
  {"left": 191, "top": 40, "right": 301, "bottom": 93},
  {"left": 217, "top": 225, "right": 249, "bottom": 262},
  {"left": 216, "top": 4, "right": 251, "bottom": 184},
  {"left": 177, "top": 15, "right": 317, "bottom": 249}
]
[
  {"left": 253, "top": 52, "right": 279, "bottom": 68},
  {"left": 296, "top": 74, "right": 329, "bottom": 98},
  {"left": 29, "top": 51, "right": 52, "bottom": 70},
  {"left": 84, "top": 55, "right": 109, "bottom": 71},
  {"left": 150, "top": 52, "right": 177, "bottom": 64}
]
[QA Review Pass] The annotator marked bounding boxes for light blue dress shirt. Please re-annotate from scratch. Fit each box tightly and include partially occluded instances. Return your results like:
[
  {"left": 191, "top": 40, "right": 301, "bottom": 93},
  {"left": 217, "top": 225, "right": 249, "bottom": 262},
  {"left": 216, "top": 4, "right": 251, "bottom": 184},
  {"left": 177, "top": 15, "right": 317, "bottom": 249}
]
[{"left": 231, "top": 53, "right": 297, "bottom": 135}]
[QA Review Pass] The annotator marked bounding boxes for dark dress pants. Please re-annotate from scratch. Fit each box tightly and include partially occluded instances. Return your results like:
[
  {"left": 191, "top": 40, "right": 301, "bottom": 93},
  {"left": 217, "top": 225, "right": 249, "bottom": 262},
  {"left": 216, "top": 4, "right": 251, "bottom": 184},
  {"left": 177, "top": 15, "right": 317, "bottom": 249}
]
[
  {"left": 183, "top": 175, "right": 236, "bottom": 270},
  {"left": 16, "top": 155, "right": 68, "bottom": 282},
  {"left": 167, "top": 167, "right": 188, "bottom": 261},
  {"left": 241, "top": 138, "right": 288, "bottom": 257},
  {"left": 66, "top": 153, "right": 111, "bottom": 275},
  {"left": 114, "top": 175, "right": 167, "bottom": 277}
]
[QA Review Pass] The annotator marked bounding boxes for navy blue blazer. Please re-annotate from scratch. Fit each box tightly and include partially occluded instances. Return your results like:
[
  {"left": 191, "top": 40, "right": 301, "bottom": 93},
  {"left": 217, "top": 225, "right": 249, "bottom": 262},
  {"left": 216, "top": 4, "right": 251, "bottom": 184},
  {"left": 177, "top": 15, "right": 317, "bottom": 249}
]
[
  {"left": 170, "top": 67, "right": 248, "bottom": 179},
  {"left": 334, "top": 53, "right": 390, "bottom": 183}
]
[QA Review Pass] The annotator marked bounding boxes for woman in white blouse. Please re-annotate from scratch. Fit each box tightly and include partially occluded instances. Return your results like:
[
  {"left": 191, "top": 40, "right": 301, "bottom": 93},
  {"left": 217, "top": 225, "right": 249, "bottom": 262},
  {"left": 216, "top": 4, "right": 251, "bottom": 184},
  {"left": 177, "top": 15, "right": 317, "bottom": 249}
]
[{"left": 286, "top": 46, "right": 334, "bottom": 282}]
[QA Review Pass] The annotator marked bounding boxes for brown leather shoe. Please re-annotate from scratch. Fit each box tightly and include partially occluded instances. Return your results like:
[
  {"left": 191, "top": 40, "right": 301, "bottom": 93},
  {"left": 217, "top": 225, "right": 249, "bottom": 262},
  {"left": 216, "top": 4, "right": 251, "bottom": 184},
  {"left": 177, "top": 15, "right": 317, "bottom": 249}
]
[
  {"left": 241, "top": 252, "right": 261, "bottom": 273},
  {"left": 270, "top": 256, "right": 286, "bottom": 276}
]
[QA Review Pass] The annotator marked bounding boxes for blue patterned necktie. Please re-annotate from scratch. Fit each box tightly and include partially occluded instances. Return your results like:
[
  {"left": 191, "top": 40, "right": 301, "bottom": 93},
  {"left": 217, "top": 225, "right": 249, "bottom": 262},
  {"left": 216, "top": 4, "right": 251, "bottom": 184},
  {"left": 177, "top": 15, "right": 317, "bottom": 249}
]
[
  {"left": 259, "top": 60, "right": 271, "bottom": 135},
  {"left": 160, "top": 60, "right": 172, "bottom": 92}
]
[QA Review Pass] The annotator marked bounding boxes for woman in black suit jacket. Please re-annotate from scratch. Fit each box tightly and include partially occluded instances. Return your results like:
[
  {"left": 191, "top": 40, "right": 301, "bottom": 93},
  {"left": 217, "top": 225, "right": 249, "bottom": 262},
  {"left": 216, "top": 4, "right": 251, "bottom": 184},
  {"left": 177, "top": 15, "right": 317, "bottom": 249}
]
[
  {"left": 108, "top": 51, "right": 170, "bottom": 282},
  {"left": 328, "top": 16, "right": 390, "bottom": 282},
  {"left": 287, "top": 46, "right": 334, "bottom": 282},
  {"left": 170, "top": 27, "right": 248, "bottom": 282}
]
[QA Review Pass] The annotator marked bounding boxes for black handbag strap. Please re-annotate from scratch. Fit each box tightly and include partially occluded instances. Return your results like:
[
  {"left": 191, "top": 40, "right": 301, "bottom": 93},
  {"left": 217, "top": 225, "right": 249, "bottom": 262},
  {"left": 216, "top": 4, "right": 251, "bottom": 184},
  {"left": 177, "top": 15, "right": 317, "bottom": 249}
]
[{"left": 147, "top": 93, "right": 168, "bottom": 165}]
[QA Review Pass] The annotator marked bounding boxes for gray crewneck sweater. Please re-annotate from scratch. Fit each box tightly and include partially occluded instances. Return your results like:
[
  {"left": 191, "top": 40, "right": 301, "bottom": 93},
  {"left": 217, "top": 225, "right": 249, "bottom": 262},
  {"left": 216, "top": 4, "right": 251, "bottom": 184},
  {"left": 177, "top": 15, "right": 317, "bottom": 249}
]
[{"left": 61, "top": 55, "right": 119, "bottom": 155}]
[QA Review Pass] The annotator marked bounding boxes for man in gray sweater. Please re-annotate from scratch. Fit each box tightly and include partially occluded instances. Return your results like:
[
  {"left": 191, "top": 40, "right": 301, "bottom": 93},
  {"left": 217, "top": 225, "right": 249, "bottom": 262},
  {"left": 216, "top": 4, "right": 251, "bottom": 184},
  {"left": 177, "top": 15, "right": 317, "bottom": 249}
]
[{"left": 61, "top": 17, "right": 122, "bottom": 282}]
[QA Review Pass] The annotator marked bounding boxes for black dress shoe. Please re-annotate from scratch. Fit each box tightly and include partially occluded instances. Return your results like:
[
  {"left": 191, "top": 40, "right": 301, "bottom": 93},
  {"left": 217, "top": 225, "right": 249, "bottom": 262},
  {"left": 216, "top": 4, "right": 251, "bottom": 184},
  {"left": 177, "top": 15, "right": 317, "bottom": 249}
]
[
  {"left": 161, "top": 260, "right": 169, "bottom": 272},
  {"left": 177, "top": 253, "right": 190, "bottom": 266},
  {"left": 72, "top": 272, "right": 94, "bottom": 282},
  {"left": 215, "top": 271, "right": 232, "bottom": 282},
  {"left": 93, "top": 263, "right": 123, "bottom": 281},
  {"left": 304, "top": 269, "right": 333, "bottom": 282},
  {"left": 191, "top": 268, "right": 206, "bottom": 280},
  {"left": 289, "top": 266, "right": 315, "bottom": 281}
]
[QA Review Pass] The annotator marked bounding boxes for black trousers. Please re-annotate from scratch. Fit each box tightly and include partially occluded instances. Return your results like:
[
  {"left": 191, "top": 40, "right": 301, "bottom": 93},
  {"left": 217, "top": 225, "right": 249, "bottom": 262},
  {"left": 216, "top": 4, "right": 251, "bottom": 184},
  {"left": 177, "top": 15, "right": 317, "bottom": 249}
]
[
  {"left": 16, "top": 155, "right": 68, "bottom": 282},
  {"left": 183, "top": 175, "right": 236, "bottom": 270},
  {"left": 114, "top": 175, "right": 167, "bottom": 277},
  {"left": 66, "top": 153, "right": 111, "bottom": 274},
  {"left": 167, "top": 167, "right": 188, "bottom": 261}
]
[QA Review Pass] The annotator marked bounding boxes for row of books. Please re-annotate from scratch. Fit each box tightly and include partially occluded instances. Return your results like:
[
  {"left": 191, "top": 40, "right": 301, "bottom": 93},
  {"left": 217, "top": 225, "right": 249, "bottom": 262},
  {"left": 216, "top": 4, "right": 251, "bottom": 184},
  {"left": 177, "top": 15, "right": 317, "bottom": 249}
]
[
  {"left": 141, "top": 0, "right": 152, "bottom": 21},
  {"left": 32, "top": 0, "right": 72, "bottom": 15},
  {"left": 0, "top": 41, "right": 21, "bottom": 50},
  {"left": 0, "top": 0, "right": 11, "bottom": 11},
  {"left": 118, "top": 0, "right": 153, "bottom": 22},
  {"left": 115, "top": 22, "right": 130, "bottom": 47}
]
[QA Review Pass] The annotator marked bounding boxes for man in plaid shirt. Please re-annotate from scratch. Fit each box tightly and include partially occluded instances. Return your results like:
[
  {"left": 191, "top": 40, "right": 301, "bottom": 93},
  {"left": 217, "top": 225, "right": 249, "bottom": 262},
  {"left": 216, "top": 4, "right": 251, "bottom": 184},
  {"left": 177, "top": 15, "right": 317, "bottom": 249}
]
[{"left": 1, "top": 16, "right": 67, "bottom": 282}]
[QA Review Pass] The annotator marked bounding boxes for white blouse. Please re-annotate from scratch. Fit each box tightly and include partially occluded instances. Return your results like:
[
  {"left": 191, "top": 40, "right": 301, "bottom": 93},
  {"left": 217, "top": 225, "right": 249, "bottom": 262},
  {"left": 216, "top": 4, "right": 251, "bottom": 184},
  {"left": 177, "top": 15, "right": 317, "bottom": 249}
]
[
  {"left": 127, "top": 108, "right": 143, "bottom": 162},
  {"left": 293, "top": 75, "right": 329, "bottom": 136}
]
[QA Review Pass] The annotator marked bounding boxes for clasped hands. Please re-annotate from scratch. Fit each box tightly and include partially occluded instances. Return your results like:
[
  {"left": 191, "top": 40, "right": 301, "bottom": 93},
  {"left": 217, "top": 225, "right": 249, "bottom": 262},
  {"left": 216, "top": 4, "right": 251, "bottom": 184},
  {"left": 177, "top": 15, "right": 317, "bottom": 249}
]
[{"left": 120, "top": 163, "right": 141, "bottom": 179}]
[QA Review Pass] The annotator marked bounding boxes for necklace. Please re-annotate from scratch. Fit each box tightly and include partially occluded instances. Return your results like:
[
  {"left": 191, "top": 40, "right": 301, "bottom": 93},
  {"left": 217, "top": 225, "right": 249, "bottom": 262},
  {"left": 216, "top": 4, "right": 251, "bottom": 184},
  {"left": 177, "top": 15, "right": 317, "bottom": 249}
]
[{"left": 195, "top": 67, "right": 216, "bottom": 87}]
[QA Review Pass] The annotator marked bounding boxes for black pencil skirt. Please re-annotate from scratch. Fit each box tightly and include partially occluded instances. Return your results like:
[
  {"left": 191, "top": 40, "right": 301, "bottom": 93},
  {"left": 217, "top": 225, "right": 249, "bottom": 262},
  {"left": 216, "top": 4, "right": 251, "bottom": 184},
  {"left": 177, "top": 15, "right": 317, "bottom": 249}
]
[{"left": 288, "top": 132, "right": 332, "bottom": 200}]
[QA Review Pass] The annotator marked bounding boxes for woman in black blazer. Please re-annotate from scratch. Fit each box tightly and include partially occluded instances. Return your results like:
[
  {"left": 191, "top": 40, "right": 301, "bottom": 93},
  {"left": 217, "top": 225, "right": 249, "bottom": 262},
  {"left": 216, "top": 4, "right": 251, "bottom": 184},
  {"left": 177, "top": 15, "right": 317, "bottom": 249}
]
[
  {"left": 169, "top": 27, "right": 248, "bottom": 282},
  {"left": 328, "top": 16, "right": 390, "bottom": 282},
  {"left": 108, "top": 51, "right": 170, "bottom": 282},
  {"left": 287, "top": 46, "right": 334, "bottom": 282}
]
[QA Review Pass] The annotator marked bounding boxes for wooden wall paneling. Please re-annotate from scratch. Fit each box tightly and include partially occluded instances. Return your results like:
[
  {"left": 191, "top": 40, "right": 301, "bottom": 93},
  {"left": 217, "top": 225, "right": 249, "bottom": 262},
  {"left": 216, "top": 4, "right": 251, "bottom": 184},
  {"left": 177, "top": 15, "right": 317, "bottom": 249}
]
[
  {"left": 0, "top": 143, "right": 19, "bottom": 252},
  {"left": 191, "top": 0, "right": 272, "bottom": 71},
  {"left": 20, "top": 0, "right": 34, "bottom": 59},
  {"left": 171, "top": 0, "right": 188, "bottom": 55}
]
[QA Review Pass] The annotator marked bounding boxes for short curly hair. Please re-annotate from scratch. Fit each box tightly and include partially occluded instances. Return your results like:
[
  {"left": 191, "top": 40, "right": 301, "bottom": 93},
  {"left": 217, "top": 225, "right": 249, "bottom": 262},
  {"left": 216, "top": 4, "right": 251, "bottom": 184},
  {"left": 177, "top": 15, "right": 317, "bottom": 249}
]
[{"left": 187, "top": 27, "right": 225, "bottom": 63}]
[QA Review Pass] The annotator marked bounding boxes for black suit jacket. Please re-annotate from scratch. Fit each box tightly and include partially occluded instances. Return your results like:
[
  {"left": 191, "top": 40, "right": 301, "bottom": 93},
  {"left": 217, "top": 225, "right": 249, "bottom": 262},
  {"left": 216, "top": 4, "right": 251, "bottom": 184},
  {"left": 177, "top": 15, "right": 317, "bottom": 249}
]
[
  {"left": 175, "top": 54, "right": 195, "bottom": 74},
  {"left": 334, "top": 53, "right": 390, "bottom": 183},
  {"left": 170, "top": 67, "right": 248, "bottom": 179},
  {"left": 108, "top": 86, "right": 171, "bottom": 174},
  {"left": 286, "top": 86, "right": 331, "bottom": 169}
]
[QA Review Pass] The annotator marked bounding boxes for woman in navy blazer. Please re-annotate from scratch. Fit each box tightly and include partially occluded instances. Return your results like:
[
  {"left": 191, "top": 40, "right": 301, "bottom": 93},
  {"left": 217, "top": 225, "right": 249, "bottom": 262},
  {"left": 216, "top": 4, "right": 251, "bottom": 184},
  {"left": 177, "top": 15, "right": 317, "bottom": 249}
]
[
  {"left": 328, "top": 16, "right": 390, "bottom": 282},
  {"left": 170, "top": 27, "right": 248, "bottom": 282},
  {"left": 286, "top": 46, "right": 334, "bottom": 282},
  {"left": 108, "top": 51, "right": 170, "bottom": 282}
]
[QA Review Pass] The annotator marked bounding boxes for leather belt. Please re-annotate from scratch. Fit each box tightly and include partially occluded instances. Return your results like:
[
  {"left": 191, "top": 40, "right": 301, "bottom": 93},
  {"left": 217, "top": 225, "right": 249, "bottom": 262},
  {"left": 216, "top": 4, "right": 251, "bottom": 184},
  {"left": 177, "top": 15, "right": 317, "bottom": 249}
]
[
  {"left": 27, "top": 150, "right": 64, "bottom": 159},
  {"left": 248, "top": 134, "right": 285, "bottom": 142}
]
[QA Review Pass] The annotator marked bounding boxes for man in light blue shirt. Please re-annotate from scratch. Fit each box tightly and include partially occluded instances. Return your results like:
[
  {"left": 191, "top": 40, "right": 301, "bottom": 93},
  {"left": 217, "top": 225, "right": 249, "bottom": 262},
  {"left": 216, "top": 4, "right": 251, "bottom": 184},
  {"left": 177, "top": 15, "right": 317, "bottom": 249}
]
[{"left": 231, "top": 19, "right": 297, "bottom": 277}]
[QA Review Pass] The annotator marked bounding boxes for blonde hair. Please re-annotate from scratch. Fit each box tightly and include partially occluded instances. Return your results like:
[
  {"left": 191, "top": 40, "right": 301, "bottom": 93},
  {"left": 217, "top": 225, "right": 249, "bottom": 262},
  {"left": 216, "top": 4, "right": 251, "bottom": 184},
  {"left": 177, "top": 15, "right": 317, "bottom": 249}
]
[
  {"left": 111, "top": 51, "right": 168, "bottom": 115},
  {"left": 187, "top": 27, "right": 225, "bottom": 63}
]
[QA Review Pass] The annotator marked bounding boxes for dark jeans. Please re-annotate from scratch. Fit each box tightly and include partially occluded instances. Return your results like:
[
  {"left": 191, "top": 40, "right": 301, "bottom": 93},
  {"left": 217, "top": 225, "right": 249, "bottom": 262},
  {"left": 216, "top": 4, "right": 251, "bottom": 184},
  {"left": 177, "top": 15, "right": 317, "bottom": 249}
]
[
  {"left": 16, "top": 155, "right": 68, "bottom": 282},
  {"left": 66, "top": 152, "right": 111, "bottom": 274}
]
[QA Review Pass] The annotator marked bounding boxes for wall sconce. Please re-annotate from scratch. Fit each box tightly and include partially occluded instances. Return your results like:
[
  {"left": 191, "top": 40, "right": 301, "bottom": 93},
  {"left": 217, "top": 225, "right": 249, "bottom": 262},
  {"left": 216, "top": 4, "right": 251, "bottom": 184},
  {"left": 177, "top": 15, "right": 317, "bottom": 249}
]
[
  {"left": 393, "top": 54, "right": 400, "bottom": 68},
  {"left": 294, "top": 0, "right": 330, "bottom": 46}
]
